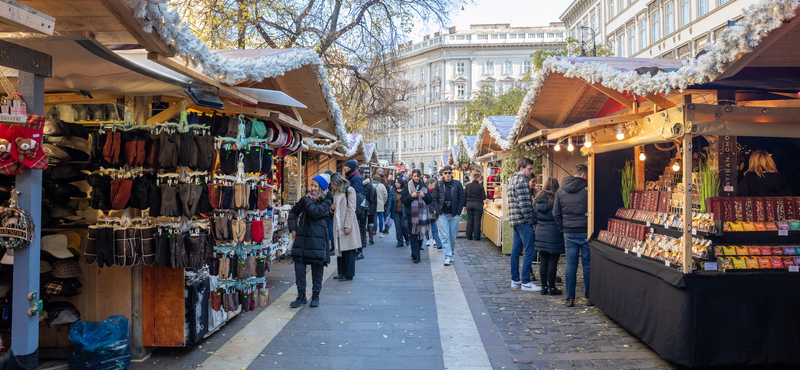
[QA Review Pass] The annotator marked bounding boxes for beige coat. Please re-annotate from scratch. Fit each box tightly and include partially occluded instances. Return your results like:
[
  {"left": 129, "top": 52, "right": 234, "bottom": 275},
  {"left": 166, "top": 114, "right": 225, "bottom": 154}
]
[{"left": 333, "top": 187, "right": 361, "bottom": 256}]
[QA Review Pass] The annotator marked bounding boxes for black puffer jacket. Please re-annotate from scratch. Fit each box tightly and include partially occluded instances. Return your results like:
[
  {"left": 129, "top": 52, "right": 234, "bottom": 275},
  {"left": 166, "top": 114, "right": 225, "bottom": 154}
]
[
  {"left": 533, "top": 192, "right": 564, "bottom": 254},
  {"left": 553, "top": 176, "right": 588, "bottom": 233},
  {"left": 432, "top": 180, "right": 465, "bottom": 216},
  {"left": 363, "top": 179, "right": 377, "bottom": 215},
  {"left": 289, "top": 192, "right": 334, "bottom": 266}
]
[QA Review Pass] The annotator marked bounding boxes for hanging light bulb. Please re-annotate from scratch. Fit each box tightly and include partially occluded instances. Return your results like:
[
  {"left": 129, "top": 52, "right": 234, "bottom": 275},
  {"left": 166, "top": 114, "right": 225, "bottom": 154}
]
[
  {"left": 567, "top": 137, "right": 574, "bottom": 152},
  {"left": 672, "top": 160, "right": 681, "bottom": 172},
  {"left": 639, "top": 151, "right": 646, "bottom": 161},
  {"left": 554, "top": 139, "right": 561, "bottom": 151},
  {"left": 584, "top": 133, "right": 592, "bottom": 148},
  {"left": 616, "top": 125, "right": 625, "bottom": 140}
]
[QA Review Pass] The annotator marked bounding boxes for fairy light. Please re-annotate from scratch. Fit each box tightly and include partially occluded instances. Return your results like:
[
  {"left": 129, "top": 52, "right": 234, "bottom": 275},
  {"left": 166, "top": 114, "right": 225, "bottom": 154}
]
[
  {"left": 567, "top": 137, "right": 574, "bottom": 152},
  {"left": 554, "top": 139, "right": 561, "bottom": 151},
  {"left": 616, "top": 124, "right": 625, "bottom": 140},
  {"left": 672, "top": 159, "right": 681, "bottom": 172},
  {"left": 584, "top": 133, "right": 592, "bottom": 148}
]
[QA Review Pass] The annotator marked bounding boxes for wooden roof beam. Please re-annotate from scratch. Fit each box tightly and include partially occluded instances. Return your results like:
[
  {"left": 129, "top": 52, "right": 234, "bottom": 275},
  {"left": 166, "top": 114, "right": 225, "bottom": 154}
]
[
  {"left": 147, "top": 100, "right": 195, "bottom": 125},
  {"left": 644, "top": 93, "right": 676, "bottom": 110},
  {"left": 587, "top": 82, "right": 633, "bottom": 109},
  {"left": 0, "top": 0, "right": 54, "bottom": 35},
  {"left": 554, "top": 83, "right": 590, "bottom": 126},
  {"left": 98, "top": 0, "right": 173, "bottom": 56}
]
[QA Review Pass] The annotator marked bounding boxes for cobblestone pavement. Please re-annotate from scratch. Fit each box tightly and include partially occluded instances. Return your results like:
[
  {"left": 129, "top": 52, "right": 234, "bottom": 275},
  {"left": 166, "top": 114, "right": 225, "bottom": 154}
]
[{"left": 453, "top": 237, "right": 678, "bottom": 370}]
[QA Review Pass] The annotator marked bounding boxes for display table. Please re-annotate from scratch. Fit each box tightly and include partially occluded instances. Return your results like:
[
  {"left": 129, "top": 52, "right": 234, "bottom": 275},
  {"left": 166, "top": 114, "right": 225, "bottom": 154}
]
[
  {"left": 482, "top": 208, "right": 502, "bottom": 247},
  {"left": 590, "top": 241, "right": 800, "bottom": 367}
]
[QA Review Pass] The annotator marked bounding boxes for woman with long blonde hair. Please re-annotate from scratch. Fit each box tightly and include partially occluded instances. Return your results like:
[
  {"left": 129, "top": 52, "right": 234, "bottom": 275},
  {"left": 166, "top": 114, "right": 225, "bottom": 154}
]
[{"left": 738, "top": 150, "right": 790, "bottom": 196}]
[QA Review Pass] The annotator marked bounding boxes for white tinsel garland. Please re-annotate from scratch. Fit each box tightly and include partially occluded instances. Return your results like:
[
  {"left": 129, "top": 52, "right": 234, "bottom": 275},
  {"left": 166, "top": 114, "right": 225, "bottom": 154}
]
[
  {"left": 473, "top": 116, "right": 514, "bottom": 156},
  {"left": 494, "top": 0, "right": 800, "bottom": 150},
  {"left": 460, "top": 135, "right": 477, "bottom": 159},
  {"left": 129, "top": 0, "right": 353, "bottom": 148}
]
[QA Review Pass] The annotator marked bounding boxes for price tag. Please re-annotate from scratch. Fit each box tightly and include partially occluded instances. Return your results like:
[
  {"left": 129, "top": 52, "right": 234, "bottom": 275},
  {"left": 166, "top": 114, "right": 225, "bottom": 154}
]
[
  {"left": 636, "top": 252, "right": 642, "bottom": 258},
  {"left": 646, "top": 222, "right": 651, "bottom": 226},
  {"left": 665, "top": 261, "right": 671, "bottom": 267},
  {"left": 692, "top": 229, "right": 697, "bottom": 235},
  {"left": 624, "top": 249, "right": 629, "bottom": 254},
  {"left": 789, "top": 266, "right": 799, "bottom": 273},
  {"left": 704, "top": 262, "right": 718, "bottom": 271},
  {"left": 779, "top": 230, "right": 789, "bottom": 236},
  {"left": 650, "top": 228, "right": 654, "bottom": 233},
  {"left": 724, "top": 185, "right": 734, "bottom": 192}
]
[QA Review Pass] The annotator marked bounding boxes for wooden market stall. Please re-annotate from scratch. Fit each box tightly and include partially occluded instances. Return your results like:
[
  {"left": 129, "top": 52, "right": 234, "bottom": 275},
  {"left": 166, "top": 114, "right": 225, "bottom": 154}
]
[
  {"left": 507, "top": 2, "right": 800, "bottom": 366},
  {"left": 0, "top": 0, "right": 354, "bottom": 363},
  {"left": 474, "top": 116, "right": 515, "bottom": 253}
]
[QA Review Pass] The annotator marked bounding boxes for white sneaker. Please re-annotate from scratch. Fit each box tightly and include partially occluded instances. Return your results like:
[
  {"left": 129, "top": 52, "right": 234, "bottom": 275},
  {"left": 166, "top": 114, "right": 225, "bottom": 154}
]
[
  {"left": 511, "top": 281, "right": 522, "bottom": 289},
  {"left": 444, "top": 258, "right": 451, "bottom": 266},
  {"left": 379, "top": 234, "right": 384, "bottom": 238},
  {"left": 521, "top": 283, "right": 541, "bottom": 292}
]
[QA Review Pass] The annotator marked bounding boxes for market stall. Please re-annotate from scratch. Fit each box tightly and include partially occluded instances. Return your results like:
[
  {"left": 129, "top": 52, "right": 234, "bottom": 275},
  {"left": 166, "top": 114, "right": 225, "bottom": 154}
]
[
  {"left": 0, "top": 0, "right": 354, "bottom": 364},
  {"left": 507, "top": 2, "right": 800, "bottom": 366},
  {"left": 474, "top": 116, "right": 515, "bottom": 252}
]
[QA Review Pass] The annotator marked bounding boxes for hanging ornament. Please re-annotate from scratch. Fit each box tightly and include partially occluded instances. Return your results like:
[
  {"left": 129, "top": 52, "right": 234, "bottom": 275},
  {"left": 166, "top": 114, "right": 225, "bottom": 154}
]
[{"left": 0, "top": 190, "right": 35, "bottom": 250}]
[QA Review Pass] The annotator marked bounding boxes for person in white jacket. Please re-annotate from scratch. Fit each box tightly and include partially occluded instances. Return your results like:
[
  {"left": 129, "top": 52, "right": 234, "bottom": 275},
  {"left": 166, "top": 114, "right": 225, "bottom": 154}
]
[{"left": 372, "top": 174, "right": 388, "bottom": 238}]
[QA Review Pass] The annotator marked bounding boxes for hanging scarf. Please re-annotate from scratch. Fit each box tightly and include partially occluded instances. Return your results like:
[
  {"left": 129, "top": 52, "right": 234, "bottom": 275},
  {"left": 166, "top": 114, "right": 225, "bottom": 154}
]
[{"left": 407, "top": 180, "right": 431, "bottom": 239}]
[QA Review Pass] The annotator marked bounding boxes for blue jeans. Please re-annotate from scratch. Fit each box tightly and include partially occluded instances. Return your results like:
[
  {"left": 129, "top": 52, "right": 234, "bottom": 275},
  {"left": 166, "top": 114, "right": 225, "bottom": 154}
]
[
  {"left": 564, "top": 233, "right": 590, "bottom": 300},
  {"left": 429, "top": 219, "right": 443, "bottom": 248},
  {"left": 376, "top": 212, "right": 384, "bottom": 234},
  {"left": 439, "top": 214, "right": 460, "bottom": 259},
  {"left": 511, "top": 224, "right": 536, "bottom": 284}
]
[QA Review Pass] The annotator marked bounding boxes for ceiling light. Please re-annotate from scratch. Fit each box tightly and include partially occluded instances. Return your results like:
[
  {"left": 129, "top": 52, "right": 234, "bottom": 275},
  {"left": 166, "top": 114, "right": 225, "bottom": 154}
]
[
  {"left": 554, "top": 139, "right": 561, "bottom": 151},
  {"left": 639, "top": 150, "right": 646, "bottom": 161},
  {"left": 616, "top": 125, "right": 624, "bottom": 140},
  {"left": 567, "top": 137, "right": 574, "bottom": 152}
]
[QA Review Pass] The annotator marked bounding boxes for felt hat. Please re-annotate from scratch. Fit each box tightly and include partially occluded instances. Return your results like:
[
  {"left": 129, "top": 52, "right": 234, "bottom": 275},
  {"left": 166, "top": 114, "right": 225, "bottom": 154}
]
[
  {"left": 41, "top": 234, "right": 74, "bottom": 259},
  {"left": 312, "top": 174, "right": 330, "bottom": 191},
  {"left": 40, "top": 260, "right": 52, "bottom": 274},
  {"left": 345, "top": 160, "right": 358, "bottom": 171},
  {"left": 61, "top": 231, "right": 82, "bottom": 254}
]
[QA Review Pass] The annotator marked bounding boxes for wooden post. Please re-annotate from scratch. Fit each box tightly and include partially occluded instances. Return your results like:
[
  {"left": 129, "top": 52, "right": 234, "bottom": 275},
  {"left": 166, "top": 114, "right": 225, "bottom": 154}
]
[
  {"left": 634, "top": 146, "right": 645, "bottom": 190},
  {"left": 682, "top": 132, "right": 693, "bottom": 273},
  {"left": 12, "top": 71, "right": 44, "bottom": 364},
  {"left": 587, "top": 154, "right": 595, "bottom": 236}
]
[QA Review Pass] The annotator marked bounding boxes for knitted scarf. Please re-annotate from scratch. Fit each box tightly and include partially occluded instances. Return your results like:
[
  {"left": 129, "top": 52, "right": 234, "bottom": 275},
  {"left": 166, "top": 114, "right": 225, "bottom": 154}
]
[{"left": 407, "top": 180, "right": 431, "bottom": 239}]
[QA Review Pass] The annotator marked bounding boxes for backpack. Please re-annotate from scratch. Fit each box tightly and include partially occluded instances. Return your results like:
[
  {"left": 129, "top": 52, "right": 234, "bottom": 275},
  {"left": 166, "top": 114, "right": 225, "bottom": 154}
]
[{"left": 346, "top": 186, "right": 368, "bottom": 216}]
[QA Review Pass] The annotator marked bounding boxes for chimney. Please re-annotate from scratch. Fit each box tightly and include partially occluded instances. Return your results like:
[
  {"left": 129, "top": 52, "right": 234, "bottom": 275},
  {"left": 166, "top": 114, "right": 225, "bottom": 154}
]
[{"left": 449, "top": 26, "right": 457, "bottom": 34}]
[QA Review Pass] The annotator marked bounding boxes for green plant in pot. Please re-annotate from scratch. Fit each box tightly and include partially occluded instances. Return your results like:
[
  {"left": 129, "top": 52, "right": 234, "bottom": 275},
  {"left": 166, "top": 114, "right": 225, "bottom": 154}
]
[
  {"left": 617, "top": 160, "right": 635, "bottom": 208},
  {"left": 696, "top": 151, "right": 719, "bottom": 213}
]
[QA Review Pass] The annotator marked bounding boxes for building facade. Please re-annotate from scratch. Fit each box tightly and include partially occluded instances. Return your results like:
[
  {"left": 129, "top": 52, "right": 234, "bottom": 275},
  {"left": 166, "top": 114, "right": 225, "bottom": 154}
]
[
  {"left": 561, "top": 0, "right": 758, "bottom": 59},
  {"left": 373, "top": 23, "right": 565, "bottom": 175}
]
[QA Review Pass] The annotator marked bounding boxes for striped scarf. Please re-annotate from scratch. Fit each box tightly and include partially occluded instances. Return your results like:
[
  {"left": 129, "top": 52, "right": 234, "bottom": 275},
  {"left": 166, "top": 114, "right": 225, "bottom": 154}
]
[{"left": 408, "top": 180, "right": 431, "bottom": 239}]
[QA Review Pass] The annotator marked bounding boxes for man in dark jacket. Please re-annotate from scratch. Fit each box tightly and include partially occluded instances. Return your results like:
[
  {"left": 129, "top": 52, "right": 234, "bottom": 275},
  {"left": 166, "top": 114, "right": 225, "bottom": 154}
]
[
  {"left": 288, "top": 174, "right": 333, "bottom": 308},
  {"left": 464, "top": 171, "right": 486, "bottom": 240},
  {"left": 432, "top": 165, "right": 465, "bottom": 266},
  {"left": 553, "top": 164, "right": 591, "bottom": 308},
  {"left": 363, "top": 178, "right": 378, "bottom": 245},
  {"left": 343, "top": 160, "right": 366, "bottom": 260}
]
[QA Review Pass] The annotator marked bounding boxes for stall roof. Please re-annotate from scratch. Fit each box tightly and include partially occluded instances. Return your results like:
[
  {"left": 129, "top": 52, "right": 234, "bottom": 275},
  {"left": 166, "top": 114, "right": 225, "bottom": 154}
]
[
  {"left": 474, "top": 116, "right": 515, "bottom": 157},
  {"left": 495, "top": 0, "right": 800, "bottom": 151},
  {"left": 460, "top": 135, "right": 477, "bottom": 160}
]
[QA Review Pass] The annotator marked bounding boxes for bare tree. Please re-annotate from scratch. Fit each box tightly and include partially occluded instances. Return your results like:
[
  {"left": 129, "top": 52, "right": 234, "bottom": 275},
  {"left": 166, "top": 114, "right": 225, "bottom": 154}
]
[{"left": 172, "top": 0, "right": 465, "bottom": 134}]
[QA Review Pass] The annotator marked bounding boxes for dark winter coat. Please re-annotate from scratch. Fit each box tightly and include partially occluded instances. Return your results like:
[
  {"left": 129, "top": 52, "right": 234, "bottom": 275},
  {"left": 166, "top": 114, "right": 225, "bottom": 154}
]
[
  {"left": 553, "top": 176, "right": 588, "bottom": 234},
  {"left": 289, "top": 192, "right": 334, "bottom": 266},
  {"left": 533, "top": 192, "right": 565, "bottom": 254},
  {"left": 401, "top": 180, "right": 432, "bottom": 215},
  {"left": 464, "top": 181, "right": 486, "bottom": 204},
  {"left": 363, "top": 179, "right": 377, "bottom": 215},
  {"left": 737, "top": 172, "right": 791, "bottom": 197},
  {"left": 386, "top": 186, "right": 403, "bottom": 215},
  {"left": 346, "top": 168, "right": 364, "bottom": 195},
  {"left": 431, "top": 179, "right": 465, "bottom": 216}
]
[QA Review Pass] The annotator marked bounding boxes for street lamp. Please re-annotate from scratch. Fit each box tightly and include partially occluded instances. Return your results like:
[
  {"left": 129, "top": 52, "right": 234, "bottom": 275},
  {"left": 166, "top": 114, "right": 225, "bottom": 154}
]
[{"left": 579, "top": 26, "right": 597, "bottom": 57}]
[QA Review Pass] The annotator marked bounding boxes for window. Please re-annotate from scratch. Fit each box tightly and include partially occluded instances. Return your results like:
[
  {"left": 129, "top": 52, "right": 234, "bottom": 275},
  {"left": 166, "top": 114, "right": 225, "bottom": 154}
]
[
  {"left": 629, "top": 27, "right": 635, "bottom": 55},
  {"left": 403, "top": 139, "right": 406, "bottom": 149},
  {"left": 608, "top": 0, "right": 614, "bottom": 18},
  {"left": 411, "top": 138, "right": 415, "bottom": 148},
  {"left": 432, "top": 86, "right": 440, "bottom": 101},
  {"left": 484, "top": 61, "right": 494, "bottom": 75},
  {"left": 681, "top": 0, "right": 690, "bottom": 27},
  {"left": 609, "top": 40, "right": 615, "bottom": 56},
  {"left": 456, "top": 61, "right": 465, "bottom": 74},
  {"left": 485, "top": 82, "right": 495, "bottom": 95},
  {"left": 420, "top": 68, "right": 424, "bottom": 81},
  {"left": 503, "top": 61, "right": 513, "bottom": 74},
  {"left": 699, "top": 0, "right": 708, "bottom": 16},
  {"left": 501, "top": 81, "right": 512, "bottom": 94},
  {"left": 618, "top": 34, "right": 625, "bottom": 57},
  {"left": 665, "top": 2, "right": 674, "bottom": 34},
  {"left": 510, "top": 34, "right": 516, "bottom": 39},
  {"left": 456, "top": 84, "right": 465, "bottom": 98},
  {"left": 420, "top": 135, "right": 424, "bottom": 147},
  {"left": 591, "top": 14, "right": 597, "bottom": 32},
  {"left": 499, "top": 34, "right": 507, "bottom": 39},
  {"left": 652, "top": 10, "right": 660, "bottom": 42},
  {"left": 431, "top": 109, "right": 438, "bottom": 123},
  {"left": 419, "top": 111, "right": 424, "bottom": 125},
  {"left": 547, "top": 33, "right": 555, "bottom": 38},
  {"left": 432, "top": 133, "right": 437, "bottom": 147},
  {"left": 434, "top": 64, "right": 440, "bottom": 78},
  {"left": 720, "top": 0, "right": 729, "bottom": 4},
  {"left": 523, "top": 61, "right": 531, "bottom": 74},
  {"left": 490, "top": 34, "right": 499, "bottom": 39},
  {"left": 418, "top": 88, "right": 424, "bottom": 103},
  {"left": 395, "top": 139, "right": 398, "bottom": 149},
  {"left": 617, "top": 0, "right": 623, "bottom": 12},
  {"left": 640, "top": 19, "right": 647, "bottom": 50},
  {"left": 528, "top": 33, "right": 536, "bottom": 38},
  {"left": 456, "top": 35, "right": 465, "bottom": 40},
  {"left": 477, "top": 34, "right": 488, "bottom": 40}
]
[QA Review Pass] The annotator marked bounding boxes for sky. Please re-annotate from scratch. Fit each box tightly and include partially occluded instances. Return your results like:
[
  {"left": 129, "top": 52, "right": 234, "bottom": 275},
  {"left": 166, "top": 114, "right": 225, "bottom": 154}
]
[{"left": 411, "top": 0, "right": 570, "bottom": 38}]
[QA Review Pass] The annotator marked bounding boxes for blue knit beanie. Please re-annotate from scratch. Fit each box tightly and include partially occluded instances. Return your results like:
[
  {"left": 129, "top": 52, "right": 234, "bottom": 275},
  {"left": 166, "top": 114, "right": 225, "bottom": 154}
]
[{"left": 312, "top": 174, "right": 330, "bottom": 191}]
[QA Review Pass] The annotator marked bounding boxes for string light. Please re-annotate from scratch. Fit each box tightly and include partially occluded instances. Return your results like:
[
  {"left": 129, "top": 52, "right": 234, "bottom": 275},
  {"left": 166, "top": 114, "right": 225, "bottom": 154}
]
[
  {"left": 638, "top": 146, "right": 646, "bottom": 161},
  {"left": 672, "top": 159, "right": 681, "bottom": 172},
  {"left": 567, "top": 137, "right": 574, "bottom": 152},
  {"left": 554, "top": 139, "right": 561, "bottom": 151},
  {"left": 616, "top": 125, "right": 625, "bottom": 140},
  {"left": 584, "top": 133, "right": 592, "bottom": 148}
]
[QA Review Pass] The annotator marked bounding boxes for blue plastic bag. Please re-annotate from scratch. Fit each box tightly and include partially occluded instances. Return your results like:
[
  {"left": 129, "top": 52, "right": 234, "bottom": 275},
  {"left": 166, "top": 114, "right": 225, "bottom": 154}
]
[{"left": 68, "top": 315, "right": 131, "bottom": 370}]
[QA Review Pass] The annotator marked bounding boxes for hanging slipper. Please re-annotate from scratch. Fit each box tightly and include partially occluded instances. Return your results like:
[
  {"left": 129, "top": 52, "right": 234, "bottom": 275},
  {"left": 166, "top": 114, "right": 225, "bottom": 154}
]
[{"left": 10, "top": 114, "right": 48, "bottom": 170}]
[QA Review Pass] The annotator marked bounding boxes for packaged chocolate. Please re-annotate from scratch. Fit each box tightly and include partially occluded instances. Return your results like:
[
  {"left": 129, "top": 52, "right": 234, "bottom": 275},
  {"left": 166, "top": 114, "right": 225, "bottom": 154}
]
[
  {"left": 786, "top": 197, "right": 796, "bottom": 220},
  {"left": 714, "top": 245, "right": 724, "bottom": 256},
  {"left": 795, "top": 257, "right": 800, "bottom": 266},
  {"left": 766, "top": 199, "right": 777, "bottom": 222},
  {"left": 722, "top": 246, "right": 737, "bottom": 255},
  {"left": 735, "top": 245, "right": 749, "bottom": 255},
  {"left": 758, "top": 256, "right": 772, "bottom": 269},
  {"left": 765, "top": 222, "right": 779, "bottom": 231},
  {"left": 718, "top": 256, "right": 734, "bottom": 270},
  {"left": 783, "top": 257, "right": 796, "bottom": 267},
  {"left": 783, "top": 247, "right": 797, "bottom": 255},
  {"left": 745, "top": 256, "right": 760, "bottom": 269},
  {"left": 734, "top": 198, "right": 744, "bottom": 221},
  {"left": 790, "top": 221, "right": 800, "bottom": 231},
  {"left": 771, "top": 247, "right": 785, "bottom": 255},
  {"left": 777, "top": 198, "right": 786, "bottom": 221},
  {"left": 795, "top": 197, "right": 800, "bottom": 218},
  {"left": 744, "top": 198, "right": 754, "bottom": 222},
  {"left": 729, "top": 222, "right": 744, "bottom": 231},
  {"left": 742, "top": 222, "right": 756, "bottom": 231},
  {"left": 795, "top": 246, "right": 800, "bottom": 255},
  {"left": 723, "top": 199, "right": 733, "bottom": 222},
  {"left": 754, "top": 222, "right": 767, "bottom": 231},
  {"left": 777, "top": 221, "right": 790, "bottom": 231},
  {"left": 731, "top": 257, "right": 747, "bottom": 269},
  {"left": 723, "top": 222, "right": 732, "bottom": 232},
  {"left": 754, "top": 198, "right": 766, "bottom": 222},
  {"left": 747, "top": 246, "right": 762, "bottom": 255},
  {"left": 770, "top": 256, "right": 785, "bottom": 269},
  {"left": 760, "top": 246, "right": 773, "bottom": 255}
]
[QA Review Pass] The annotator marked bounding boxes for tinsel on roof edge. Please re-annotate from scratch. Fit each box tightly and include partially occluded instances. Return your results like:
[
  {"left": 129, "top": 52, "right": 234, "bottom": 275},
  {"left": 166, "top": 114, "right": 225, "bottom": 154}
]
[
  {"left": 130, "top": 0, "right": 353, "bottom": 148},
  {"left": 460, "top": 135, "right": 476, "bottom": 159},
  {"left": 473, "top": 116, "right": 514, "bottom": 158},
  {"left": 472, "top": 0, "right": 799, "bottom": 154},
  {"left": 304, "top": 134, "right": 376, "bottom": 162}
]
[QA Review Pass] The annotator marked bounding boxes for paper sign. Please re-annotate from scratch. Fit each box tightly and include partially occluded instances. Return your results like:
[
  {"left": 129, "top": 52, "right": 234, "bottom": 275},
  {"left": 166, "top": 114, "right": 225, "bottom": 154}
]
[
  {"left": 692, "top": 229, "right": 697, "bottom": 235},
  {"left": 665, "top": 261, "right": 671, "bottom": 267},
  {"left": 636, "top": 252, "right": 641, "bottom": 258},
  {"left": 724, "top": 185, "right": 734, "bottom": 192},
  {"left": 779, "top": 230, "right": 789, "bottom": 236},
  {"left": 646, "top": 222, "right": 651, "bottom": 226},
  {"left": 705, "top": 262, "right": 718, "bottom": 271},
  {"left": 650, "top": 228, "right": 654, "bottom": 233},
  {"left": 789, "top": 266, "right": 799, "bottom": 272},
  {"left": 624, "top": 249, "right": 629, "bottom": 254}
]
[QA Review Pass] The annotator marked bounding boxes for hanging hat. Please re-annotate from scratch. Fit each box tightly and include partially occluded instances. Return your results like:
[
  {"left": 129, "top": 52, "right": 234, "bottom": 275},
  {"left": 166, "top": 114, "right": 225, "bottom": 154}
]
[
  {"left": 40, "top": 260, "right": 52, "bottom": 274},
  {"left": 41, "top": 234, "right": 73, "bottom": 259},
  {"left": 312, "top": 174, "right": 330, "bottom": 191},
  {"left": 61, "top": 231, "right": 82, "bottom": 254}
]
